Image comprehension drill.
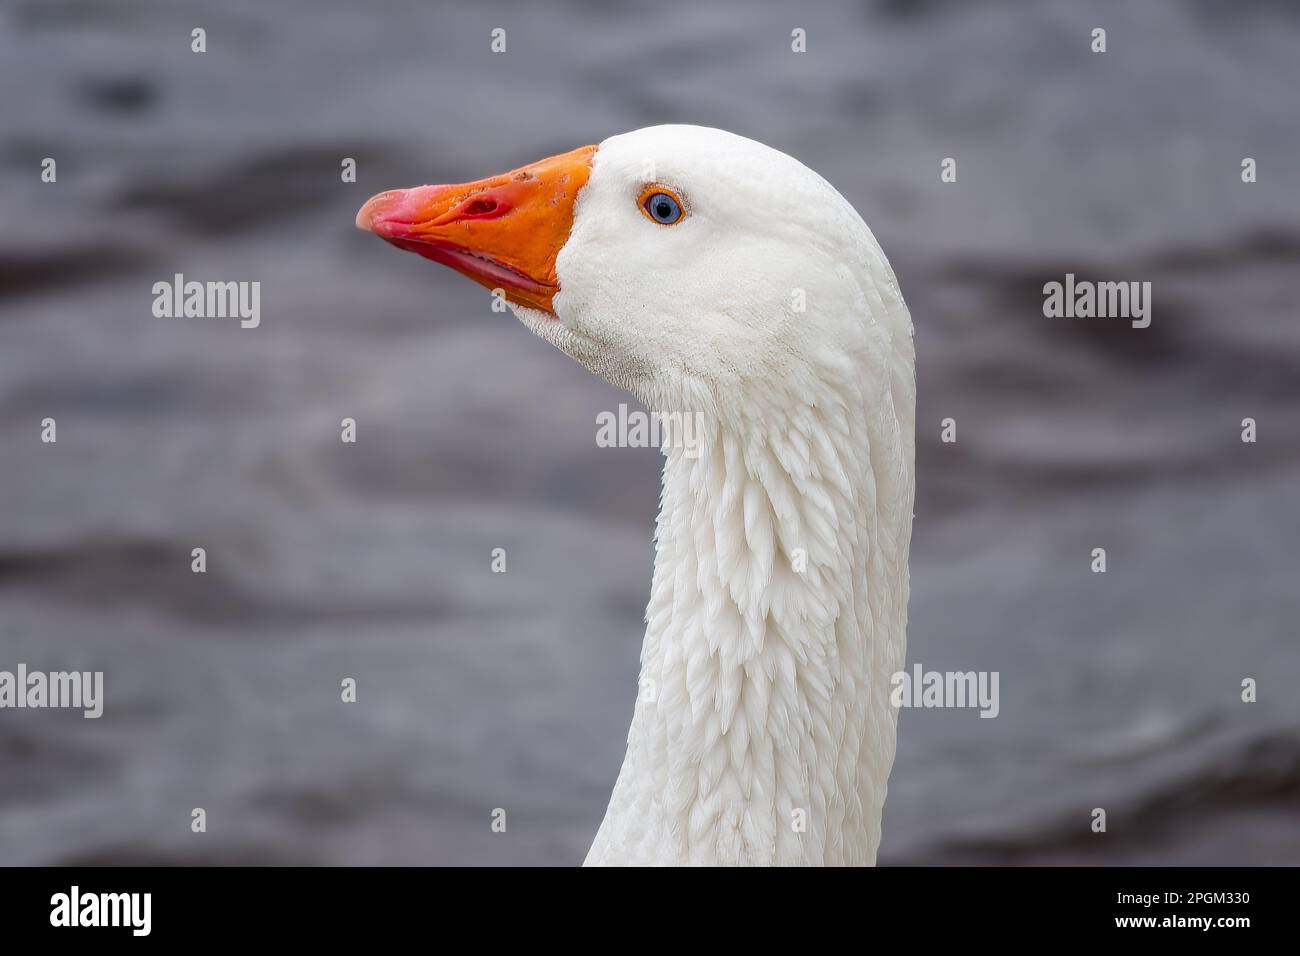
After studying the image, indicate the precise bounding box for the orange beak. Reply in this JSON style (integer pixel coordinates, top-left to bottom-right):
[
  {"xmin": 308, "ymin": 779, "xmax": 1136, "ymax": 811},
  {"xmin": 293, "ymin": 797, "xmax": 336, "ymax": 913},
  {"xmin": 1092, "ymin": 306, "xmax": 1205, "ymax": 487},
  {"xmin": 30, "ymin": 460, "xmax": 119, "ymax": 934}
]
[{"xmin": 356, "ymin": 144, "xmax": 596, "ymax": 314}]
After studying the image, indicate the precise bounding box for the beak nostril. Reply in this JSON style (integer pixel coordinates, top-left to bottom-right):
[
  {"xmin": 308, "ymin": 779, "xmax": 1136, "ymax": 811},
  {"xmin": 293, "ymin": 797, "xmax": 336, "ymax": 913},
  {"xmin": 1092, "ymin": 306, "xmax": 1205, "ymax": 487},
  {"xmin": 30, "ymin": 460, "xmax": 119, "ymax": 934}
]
[{"xmin": 462, "ymin": 196, "xmax": 500, "ymax": 217}]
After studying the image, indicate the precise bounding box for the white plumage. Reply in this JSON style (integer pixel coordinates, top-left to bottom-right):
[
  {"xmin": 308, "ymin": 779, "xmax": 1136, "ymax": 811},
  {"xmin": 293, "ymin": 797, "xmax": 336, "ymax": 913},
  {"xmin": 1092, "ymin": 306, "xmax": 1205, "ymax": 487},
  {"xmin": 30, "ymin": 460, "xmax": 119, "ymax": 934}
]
[
  {"xmin": 361, "ymin": 124, "xmax": 915, "ymax": 866},
  {"xmin": 534, "ymin": 127, "xmax": 915, "ymax": 865}
]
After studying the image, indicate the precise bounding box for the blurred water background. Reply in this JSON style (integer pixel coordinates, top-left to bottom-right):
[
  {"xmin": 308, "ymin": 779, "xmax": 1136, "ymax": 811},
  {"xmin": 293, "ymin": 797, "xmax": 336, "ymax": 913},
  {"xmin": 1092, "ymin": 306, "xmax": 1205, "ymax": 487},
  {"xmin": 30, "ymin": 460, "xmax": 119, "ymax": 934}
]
[{"xmin": 2, "ymin": 0, "xmax": 1298, "ymax": 865}]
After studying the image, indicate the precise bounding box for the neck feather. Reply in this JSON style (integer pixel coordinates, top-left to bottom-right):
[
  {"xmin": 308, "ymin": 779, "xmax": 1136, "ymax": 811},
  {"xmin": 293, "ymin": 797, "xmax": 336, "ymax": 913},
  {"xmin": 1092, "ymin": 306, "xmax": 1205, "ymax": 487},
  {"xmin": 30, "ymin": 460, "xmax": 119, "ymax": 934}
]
[{"xmin": 586, "ymin": 369, "xmax": 914, "ymax": 866}]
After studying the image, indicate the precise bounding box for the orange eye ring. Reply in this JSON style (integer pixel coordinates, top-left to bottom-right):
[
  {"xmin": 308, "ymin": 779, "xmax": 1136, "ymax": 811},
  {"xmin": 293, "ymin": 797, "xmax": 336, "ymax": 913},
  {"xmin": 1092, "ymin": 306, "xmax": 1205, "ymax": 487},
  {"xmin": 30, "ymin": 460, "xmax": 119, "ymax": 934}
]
[{"xmin": 638, "ymin": 185, "xmax": 686, "ymax": 225}]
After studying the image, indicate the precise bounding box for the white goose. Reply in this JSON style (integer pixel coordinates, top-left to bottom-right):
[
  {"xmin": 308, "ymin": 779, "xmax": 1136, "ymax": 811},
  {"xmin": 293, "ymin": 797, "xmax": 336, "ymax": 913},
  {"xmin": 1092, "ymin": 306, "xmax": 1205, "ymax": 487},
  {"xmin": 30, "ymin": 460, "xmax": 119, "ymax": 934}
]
[{"xmin": 358, "ymin": 125, "xmax": 915, "ymax": 866}]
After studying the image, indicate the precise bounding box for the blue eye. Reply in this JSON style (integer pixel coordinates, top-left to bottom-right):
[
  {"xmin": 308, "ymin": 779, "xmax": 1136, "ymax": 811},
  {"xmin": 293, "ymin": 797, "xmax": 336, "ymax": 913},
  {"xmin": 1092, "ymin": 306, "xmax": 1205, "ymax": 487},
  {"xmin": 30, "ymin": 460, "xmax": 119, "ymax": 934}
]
[{"xmin": 643, "ymin": 191, "xmax": 683, "ymax": 225}]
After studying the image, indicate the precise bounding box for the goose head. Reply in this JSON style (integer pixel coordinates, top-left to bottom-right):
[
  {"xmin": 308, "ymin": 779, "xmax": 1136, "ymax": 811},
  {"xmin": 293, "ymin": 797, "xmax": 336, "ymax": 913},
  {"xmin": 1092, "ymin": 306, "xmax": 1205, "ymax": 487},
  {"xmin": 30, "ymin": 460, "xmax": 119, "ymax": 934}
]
[
  {"xmin": 357, "ymin": 125, "xmax": 915, "ymax": 866},
  {"xmin": 357, "ymin": 124, "xmax": 909, "ymax": 423}
]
